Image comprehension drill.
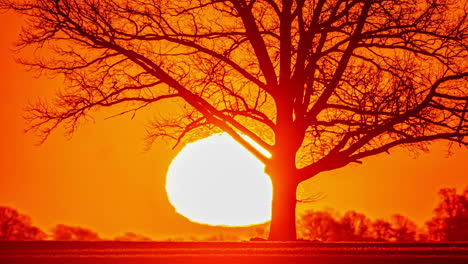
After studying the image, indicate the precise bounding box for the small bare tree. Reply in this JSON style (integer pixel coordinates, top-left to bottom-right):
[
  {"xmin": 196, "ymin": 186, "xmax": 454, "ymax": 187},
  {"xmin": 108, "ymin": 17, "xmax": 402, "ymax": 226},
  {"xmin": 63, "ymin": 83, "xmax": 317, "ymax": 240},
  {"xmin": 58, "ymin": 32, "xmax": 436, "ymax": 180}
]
[{"xmin": 2, "ymin": 0, "xmax": 468, "ymax": 240}]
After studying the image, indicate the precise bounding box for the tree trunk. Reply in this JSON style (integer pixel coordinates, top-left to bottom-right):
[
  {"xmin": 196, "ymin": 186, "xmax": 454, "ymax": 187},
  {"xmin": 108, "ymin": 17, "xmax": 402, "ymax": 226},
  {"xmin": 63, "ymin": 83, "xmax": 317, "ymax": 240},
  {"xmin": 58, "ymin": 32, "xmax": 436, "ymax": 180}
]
[
  {"xmin": 267, "ymin": 101, "xmax": 300, "ymax": 241},
  {"xmin": 268, "ymin": 178, "xmax": 298, "ymax": 241}
]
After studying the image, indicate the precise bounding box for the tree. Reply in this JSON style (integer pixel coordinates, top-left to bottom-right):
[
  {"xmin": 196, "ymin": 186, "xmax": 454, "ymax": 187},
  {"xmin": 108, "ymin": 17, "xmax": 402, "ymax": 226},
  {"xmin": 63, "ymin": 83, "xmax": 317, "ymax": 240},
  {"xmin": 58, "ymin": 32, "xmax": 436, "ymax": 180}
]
[
  {"xmin": 426, "ymin": 186, "xmax": 468, "ymax": 241},
  {"xmin": 114, "ymin": 232, "xmax": 152, "ymax": 241},
  {"xmin": 298, "ymin": 210, "xmax": 340, "ymax": 241},
  {"xmin": 0, "ymin": 207, "xmax": 47, "ymax": 240},
  {"xmin": 370, "ymin": 219, "xmax": 394, "ymax": 241},
  {"xmin": 338, "ymin": 210, "xmax": 371, "ymax": 241},
  {"xmin": 51, "ymin": 224, "xmax": 101, "ymax": 241},
  {"xmin": 2, "ymin": 0, "xmax": 468, "ymax": 240},
  {"xmin": 389, "ymin": 214, "xmax": 417, "ymax": 241},
  {"xmin": 369, "ymin": 215, "xmax": 418, "ymax": 242},
  {"xmin": 299, "ymin": 210, "xmax": 372, "ymax": 241},
  {"xmin": 299, "ymin": 209, "xmax": 423, "ymax": 241}
]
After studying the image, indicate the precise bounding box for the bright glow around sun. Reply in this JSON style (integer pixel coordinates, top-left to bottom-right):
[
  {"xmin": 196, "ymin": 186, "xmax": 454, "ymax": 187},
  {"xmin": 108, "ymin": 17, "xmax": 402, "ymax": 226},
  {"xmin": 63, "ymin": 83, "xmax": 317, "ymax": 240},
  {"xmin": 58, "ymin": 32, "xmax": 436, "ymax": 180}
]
[{"xmin": 166, "ymin": 133, "xmax": 272, "ymax": 226}]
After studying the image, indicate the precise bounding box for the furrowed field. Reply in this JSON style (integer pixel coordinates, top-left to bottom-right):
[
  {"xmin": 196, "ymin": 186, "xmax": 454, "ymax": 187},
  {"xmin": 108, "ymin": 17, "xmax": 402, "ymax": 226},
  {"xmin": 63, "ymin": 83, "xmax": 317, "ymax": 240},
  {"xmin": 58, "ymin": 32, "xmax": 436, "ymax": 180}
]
[{"xmin": 1, "ymin": 241, "xmax": 467, "ymax": 264}]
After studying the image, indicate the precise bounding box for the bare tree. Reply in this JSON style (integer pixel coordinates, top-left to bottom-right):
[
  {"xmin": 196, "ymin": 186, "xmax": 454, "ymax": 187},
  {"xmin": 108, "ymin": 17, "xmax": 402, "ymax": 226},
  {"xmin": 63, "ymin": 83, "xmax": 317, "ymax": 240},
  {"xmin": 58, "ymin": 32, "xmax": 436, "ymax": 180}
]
[{"xmin": 2, "ymin": 0, "xmax": 468, "ymax": 240}]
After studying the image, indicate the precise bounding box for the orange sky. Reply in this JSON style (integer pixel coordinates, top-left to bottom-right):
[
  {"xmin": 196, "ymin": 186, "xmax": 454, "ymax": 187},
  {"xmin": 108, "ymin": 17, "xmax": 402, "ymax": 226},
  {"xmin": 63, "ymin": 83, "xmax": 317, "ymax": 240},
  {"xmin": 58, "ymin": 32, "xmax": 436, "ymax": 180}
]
[{"xmin": 1, "ymin": 11, "xmax": 467, "ymax": 240}]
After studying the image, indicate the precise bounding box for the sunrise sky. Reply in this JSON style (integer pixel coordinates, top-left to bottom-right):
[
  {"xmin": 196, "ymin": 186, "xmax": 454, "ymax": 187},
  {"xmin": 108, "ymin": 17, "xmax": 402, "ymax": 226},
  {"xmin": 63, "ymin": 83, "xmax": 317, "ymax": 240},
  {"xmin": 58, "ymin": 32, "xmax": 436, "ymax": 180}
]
[{"xmin": 1, "ymin": 10, "xmax": 467, "ymax": 240}]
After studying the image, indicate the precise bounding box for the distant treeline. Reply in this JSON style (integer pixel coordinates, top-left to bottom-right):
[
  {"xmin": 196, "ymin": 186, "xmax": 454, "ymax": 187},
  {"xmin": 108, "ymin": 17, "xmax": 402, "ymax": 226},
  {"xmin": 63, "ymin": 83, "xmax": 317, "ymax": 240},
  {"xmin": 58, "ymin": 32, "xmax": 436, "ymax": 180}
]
[
  {"xmin": 1, "ymin": 186, "xmax": 466, "ymax": 241},
  {"xmin": 0, "ymin": 208, "xmax": 151, "ymax": 241}
]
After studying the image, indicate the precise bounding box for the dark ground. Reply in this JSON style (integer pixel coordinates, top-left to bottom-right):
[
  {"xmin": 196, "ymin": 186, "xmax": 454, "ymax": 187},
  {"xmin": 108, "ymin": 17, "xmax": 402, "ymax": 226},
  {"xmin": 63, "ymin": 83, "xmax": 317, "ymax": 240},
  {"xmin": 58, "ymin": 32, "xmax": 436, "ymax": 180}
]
[{"xmin": 1, "ymin": 241, "xmax": 467, "ymax": 264}]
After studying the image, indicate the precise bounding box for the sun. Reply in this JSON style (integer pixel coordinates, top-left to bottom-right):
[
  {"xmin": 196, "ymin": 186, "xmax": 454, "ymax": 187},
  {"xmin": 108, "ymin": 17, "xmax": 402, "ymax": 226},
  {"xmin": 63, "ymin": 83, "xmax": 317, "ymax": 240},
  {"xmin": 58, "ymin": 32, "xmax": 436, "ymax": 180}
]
[{"xmin": 166, "ymin": 133, "xmax": 272, "ymax": 226}]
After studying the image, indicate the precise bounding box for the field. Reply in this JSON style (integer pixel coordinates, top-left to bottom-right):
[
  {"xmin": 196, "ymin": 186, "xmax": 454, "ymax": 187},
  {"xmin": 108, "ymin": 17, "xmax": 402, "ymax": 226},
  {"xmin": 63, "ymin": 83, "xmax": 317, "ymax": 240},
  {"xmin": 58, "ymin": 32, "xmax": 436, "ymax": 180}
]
[{"xmin": 1, "ymin": 241, "xmax": 467, "ymax": 264}]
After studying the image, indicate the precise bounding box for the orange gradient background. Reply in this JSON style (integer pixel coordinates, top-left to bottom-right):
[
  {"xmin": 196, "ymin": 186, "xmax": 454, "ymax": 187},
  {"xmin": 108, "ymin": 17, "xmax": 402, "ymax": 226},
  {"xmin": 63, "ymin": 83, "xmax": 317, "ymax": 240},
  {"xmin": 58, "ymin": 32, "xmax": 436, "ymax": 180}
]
[{"xmin": 0, "ymin": 11, "xmax": 467, "ymax": 240}]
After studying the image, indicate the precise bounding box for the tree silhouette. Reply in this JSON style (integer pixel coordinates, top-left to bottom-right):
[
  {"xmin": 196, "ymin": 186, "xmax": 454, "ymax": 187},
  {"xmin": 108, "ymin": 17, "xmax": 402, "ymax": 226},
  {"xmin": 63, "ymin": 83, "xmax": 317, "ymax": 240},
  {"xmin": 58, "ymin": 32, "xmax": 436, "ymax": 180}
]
[
  {"xmin": 299, "ymin": 210, "xmax": 375, "ymax": 241},
  {"xmin": 51, "ymin": 224, "xmax": 101, "ymax": 241},
  {"xmin": 298, "ymin": 210, "xmax": 340, "ymax": 241},
  {"xmin": 390, "ymin": 214, "xmax": 417, "ymax": 242},
  {"xmin": 2, "ymin": 0, "xmax": 468, "ymax": 240},
  {"xmin": 114, "ymin": 232, "xmax": 152, "ymax": 241},
  {"xmin": 299, "ymin": 210, "xmax": 421, "ymax": 241},
  {"xmin": 0, "ymin": 207, "xmax": 46, "ymax": 240},
  {"xmin": 370, "ymin": 219, "xmax": 394, "ymax": 241},
  {"xmin": 426, "ymin": 186, "xmax": 468, "ymax": 241},
  {"xmin": 338, "ymin": 210, "xmax": 371, "ymax": 241}
]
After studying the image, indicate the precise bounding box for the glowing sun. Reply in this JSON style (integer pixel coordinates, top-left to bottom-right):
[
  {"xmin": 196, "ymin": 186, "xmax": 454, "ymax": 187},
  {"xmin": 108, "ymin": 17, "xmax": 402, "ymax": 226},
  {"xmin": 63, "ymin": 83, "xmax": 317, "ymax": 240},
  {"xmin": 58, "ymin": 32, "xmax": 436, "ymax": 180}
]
[{"xmin": 166, "ymin": 133, "xmax": 272, "ymax": 226}]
